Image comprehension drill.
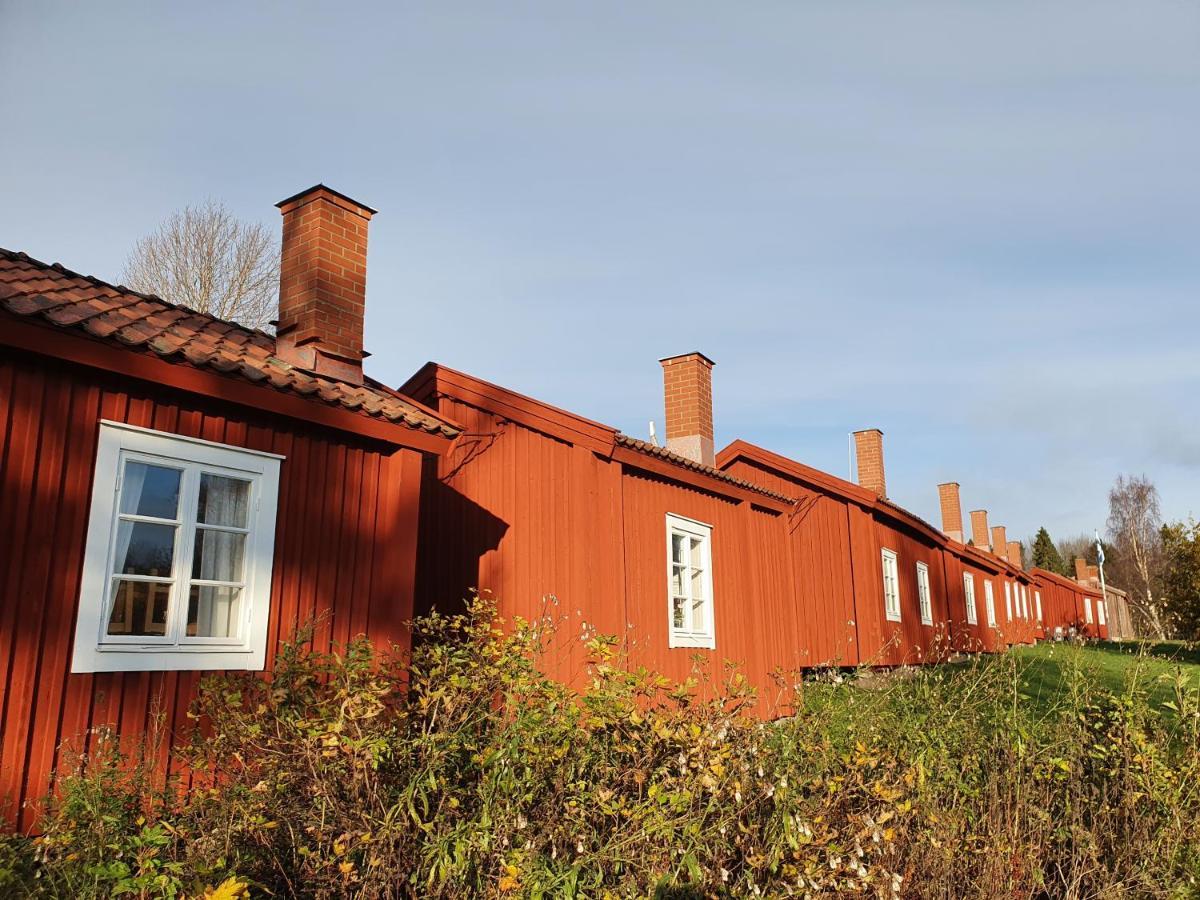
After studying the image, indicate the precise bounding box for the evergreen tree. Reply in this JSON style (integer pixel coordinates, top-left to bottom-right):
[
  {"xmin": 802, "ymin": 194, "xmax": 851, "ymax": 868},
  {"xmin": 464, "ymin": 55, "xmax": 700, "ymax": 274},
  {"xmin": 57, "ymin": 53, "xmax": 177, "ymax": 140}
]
[{"xmin": 1031, "ymin": 527, "xmax": 1066, "ymax": 574}]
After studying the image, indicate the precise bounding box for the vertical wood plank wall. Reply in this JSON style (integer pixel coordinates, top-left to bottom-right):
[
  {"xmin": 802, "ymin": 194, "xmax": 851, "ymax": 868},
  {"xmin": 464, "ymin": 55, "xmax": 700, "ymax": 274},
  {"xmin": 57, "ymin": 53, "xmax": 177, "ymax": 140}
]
[{"xmin": 0, "ymin": 351, "xmax": 423, "ymax": 830}]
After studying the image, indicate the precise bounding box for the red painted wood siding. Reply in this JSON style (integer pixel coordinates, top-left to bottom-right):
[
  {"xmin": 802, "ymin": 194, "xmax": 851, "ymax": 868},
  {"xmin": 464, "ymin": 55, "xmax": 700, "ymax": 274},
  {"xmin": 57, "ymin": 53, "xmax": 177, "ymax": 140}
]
[
  {"xmin": 721, "ymin": 459, "xmax": 955, "ymax": 667},
  {"xmin": 417, "ymin": 399, "xmax": 813, "ymax": 716},
  {"xmin": 0, "ymin": 351, "xmax": 423, "ymax": 830}
]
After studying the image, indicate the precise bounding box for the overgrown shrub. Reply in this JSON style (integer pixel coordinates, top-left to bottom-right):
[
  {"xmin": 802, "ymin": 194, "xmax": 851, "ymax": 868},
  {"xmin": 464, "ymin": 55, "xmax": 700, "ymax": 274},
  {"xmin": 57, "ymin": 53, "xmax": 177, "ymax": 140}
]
[{"xmin": 4, "ymin": 598, "xmax": 1199, "ymax": 898}]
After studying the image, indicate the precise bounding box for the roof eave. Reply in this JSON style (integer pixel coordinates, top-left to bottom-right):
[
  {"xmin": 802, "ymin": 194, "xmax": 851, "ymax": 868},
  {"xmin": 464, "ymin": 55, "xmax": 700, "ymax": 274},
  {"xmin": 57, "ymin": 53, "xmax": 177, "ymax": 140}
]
[{"xmin": 1, "ymin": 315, "xmax": 454, "ymax": 454}]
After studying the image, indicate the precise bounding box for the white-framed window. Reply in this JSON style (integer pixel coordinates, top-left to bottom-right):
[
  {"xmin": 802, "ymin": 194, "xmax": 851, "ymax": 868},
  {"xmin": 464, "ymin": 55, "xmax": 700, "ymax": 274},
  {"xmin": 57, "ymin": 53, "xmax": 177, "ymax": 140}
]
[
  {"xmin": 1021, "ymin": 585, "xmax": 1029, "ymax": 619},
  {"xmin": 1035, "ymin": 590, "xmax": 1043, "ymax": 622},
  {"xmin": 984, "ymin": 580, "xmax": 997, "ymax": 628},
  {"xmin": 1083, "ymin": 596, "xmax": 1094, "ymax": 625},
  {"xmin": 72, "ymin": 421, "xmax": 282, "ymax": 673},
  {"xmin": 916, "ymin": 561, "xmax": 933, "ymax": 625},
  {"xmin": 666, "ymin": 513, "xmax": 715, "ymax": 649},
  {"xmin": 1004, "ymin": 581, "xmax": 1013, "ymax": 621},
  {"xmin": 963, "ymin": 572, "xmax": 978, "ymax": 625},
  {"xmin": 881, "ymin": 548, "xmax": 901, "ymax": 622},
  {"xmin": 1097, "ymin": 599, "xmax": 1106, "ymax": 626}
]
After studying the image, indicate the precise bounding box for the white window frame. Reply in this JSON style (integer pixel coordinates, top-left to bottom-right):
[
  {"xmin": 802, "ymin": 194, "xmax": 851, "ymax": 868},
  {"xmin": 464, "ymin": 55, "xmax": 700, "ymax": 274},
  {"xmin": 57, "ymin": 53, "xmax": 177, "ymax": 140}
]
[
  {"xmin": 72, "ymin": 421, "xmax": 282, "ymax": 673},
  {"xmin": 1004, "ymin": 581, "xmax": 1013, "ymax": 621},
  {"xmin": 1097, "ymin": 598, "xmax": 1106, "ymax": 626},
  {"xmin": 984, "ymin": 580, "xmax": 997, "ymax": 628},
  {"xmin": 666, "ymin": 513, "xmax": 716, "ymax": 649},
  {"xmin": 1021, "ymin": 585, "xmax": 1029, "ymax": 619},
  {"xmin": 1083, "ymin": 595, "xmax": 1094, "ymax": 625},
  {"xmin": 1035, "ymin": 590, "xmax": 1043, "ymax": 622},
  {"xmin": 963, "ymin": 572, "xmax": 978, "ymax": 626},
  {"xmin": 881, "ymin": 548, "xmax": 901, "ymax": 623},
  {"xmin": 916, "ymin": 561, "xmax": 933, "ymax": 626}
]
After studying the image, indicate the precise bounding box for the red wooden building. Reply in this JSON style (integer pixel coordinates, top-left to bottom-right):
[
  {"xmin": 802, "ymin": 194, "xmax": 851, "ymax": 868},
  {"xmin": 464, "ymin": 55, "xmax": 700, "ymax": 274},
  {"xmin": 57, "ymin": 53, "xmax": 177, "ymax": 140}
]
[
  {"xmin": 0, "ymin": 186, "xmax": 460, "ymax": 830},
  {"xmin": 404, "ymin": 352, "xmax": 1049, "ymax": 705},
  {"xmin": 1032, "ymin": 568, "xmax": 1107, "ymax": 640},
  {"xmin": 2, "ymin": 182, "xmax": 1101, "ymax": 830}
]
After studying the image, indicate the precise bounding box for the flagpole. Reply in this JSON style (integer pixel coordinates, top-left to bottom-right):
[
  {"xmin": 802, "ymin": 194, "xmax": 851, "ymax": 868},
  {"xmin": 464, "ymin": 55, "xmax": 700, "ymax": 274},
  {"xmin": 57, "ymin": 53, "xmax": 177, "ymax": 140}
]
[{"xmin": 1095, "ymin": 529, "xmax": 1108, "ymax": 635}]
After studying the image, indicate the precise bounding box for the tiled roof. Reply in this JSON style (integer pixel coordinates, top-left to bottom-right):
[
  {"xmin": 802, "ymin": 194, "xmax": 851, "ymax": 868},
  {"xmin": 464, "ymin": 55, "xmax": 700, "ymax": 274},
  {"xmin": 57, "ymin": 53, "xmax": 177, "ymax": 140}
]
[
  {"xmin": 615, "ymin": 434, "xmax": 796, "ymax": 504},
  {"xmin": 0, "ymin": 248, "xmax": 459, "ymax": 438}
]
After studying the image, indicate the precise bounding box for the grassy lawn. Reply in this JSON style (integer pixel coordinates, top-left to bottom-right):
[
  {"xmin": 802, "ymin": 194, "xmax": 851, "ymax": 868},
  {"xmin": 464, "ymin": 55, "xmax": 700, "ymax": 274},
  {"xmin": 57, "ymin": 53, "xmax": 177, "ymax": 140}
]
[{"xmin": 1008, "ymin": 639, "xmax": 1200, "ymax": 719}]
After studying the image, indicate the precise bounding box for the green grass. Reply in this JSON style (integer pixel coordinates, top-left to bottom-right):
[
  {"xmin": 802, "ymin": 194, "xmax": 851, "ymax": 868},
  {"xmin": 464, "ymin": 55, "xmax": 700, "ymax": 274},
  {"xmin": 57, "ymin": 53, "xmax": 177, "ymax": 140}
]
[{"xmin": 1008, "ymin": 639, "xmax": 1200, "ymax": 719}]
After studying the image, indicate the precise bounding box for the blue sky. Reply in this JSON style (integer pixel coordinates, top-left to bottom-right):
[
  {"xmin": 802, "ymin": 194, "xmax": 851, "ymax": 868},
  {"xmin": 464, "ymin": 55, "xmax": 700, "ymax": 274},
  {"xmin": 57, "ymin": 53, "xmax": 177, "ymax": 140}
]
[{"xmin": 2, "ymin": 1, "xmax": 1197, "ymax": 543}]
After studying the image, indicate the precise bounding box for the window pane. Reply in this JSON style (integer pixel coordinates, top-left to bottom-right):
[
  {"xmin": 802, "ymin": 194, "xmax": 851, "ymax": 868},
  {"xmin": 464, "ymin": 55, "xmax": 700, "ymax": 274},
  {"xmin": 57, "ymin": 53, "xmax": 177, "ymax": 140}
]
[
  {"xmin": 690, "ymin": 567, "xmax": 705, "ymax": 602},
  {"xmin": 119, "ymin": 462, "xmax": 181, "ymax": 519},
  {"xmin": 197, "ymin": 474, "xmax": 251, "ymax": 528},
  {"xmin": 192, "ymin": 528, "xmax": 246, "ymax": 582},
  {"xmin": 689, "ymin": 537, "xmax": 703, "ymax": 565},
  {"xmin": 691, "ymin": 596, "xmax": 705, "ymax": 631},
  {"xmin": 188, "ymin": 585, "xmax": 243, "ymax": 638},
  {"xmin": 114, "ymin": 521, "xmax": 177, "ymax": 576},
  {"xmin": 672, "ymin": 596, "xmax": 686, "ymax": 629},
  {"xmin": 671, "ymin": 532, "xmax": 686, "ymax": 564},
  {"xmin": 107, "ymin": 579, "xmax": 171, "ymax": 636}
]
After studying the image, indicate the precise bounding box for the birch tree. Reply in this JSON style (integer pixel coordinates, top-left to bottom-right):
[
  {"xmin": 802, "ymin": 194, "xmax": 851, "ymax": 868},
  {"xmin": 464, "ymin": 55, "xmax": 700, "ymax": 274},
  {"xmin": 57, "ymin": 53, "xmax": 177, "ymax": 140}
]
[
  {"xmin": 122, "ymin": 200, "xmax": 279, "ymax": 330},
  {"xmin": 1106, "ymin": 474, "xmax": 1167, "ymax": 638}
]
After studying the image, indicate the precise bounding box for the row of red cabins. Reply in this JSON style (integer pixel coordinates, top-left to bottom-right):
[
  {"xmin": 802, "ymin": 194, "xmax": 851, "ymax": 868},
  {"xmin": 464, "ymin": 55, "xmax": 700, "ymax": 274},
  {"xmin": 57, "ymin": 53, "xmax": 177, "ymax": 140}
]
[{"xmin": 0, "ymin": 185, "xmax": 1108, "ymax": 830}]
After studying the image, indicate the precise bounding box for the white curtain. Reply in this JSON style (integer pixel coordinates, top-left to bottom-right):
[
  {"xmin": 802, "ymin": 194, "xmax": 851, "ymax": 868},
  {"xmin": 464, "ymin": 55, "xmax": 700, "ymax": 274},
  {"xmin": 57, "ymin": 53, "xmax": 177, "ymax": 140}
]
[
  {"xmin": 193, "ymin": 476, "xmax": 246, "ymax": 637},
  {"xmin": 113, "ymin": 460, "xmax": 148, "ymax": 575}
]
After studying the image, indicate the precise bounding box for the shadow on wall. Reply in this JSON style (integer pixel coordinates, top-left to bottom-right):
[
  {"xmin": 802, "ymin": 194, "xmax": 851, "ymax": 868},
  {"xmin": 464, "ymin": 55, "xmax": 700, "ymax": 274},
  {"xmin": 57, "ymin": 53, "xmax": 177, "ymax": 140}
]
[{"xmin": 413, "ymin": 453, "xmax": 509, "ymax": 621}]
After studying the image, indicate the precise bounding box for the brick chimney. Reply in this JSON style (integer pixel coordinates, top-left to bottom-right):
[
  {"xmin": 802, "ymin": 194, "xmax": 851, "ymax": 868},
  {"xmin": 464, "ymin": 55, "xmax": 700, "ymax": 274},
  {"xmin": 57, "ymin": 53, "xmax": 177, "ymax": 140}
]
[
  {"xmin": 660, "ymin": 353, "xmax": 715, "ymax": 466},
  {"xmin": 991, "ymin": 525, "xmax": 1007, "ymax": 561},
  {"xmin": 937, "ymin": 482, "xmax": 964, "ymax": 542},
  {"xmin": 969, "ymin": 509, "xmax": 990, "ymax": 550},
  {"xmin": 274, "ymin": 184, "xmax": 377, "ymax": 384},
  {"xmin": 1006, "ymin": 540, "xmax": 1023, "ymax": 568},
  {"xmin": 1075, "ymin": 557, "xmax": 1088, "ymax": 580},
  {"xmin": 853, "ymin": 429, "xmax": 886, "ymax": 497}
]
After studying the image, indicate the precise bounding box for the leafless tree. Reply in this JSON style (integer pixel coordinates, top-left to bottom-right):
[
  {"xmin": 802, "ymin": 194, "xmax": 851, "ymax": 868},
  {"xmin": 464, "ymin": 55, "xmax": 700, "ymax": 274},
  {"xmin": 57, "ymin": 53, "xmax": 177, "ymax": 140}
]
[
  {"xmin": 121, "ymin": 200, "xmax": 279, "ymax": 330},
  {"xmin": 1106, "ymin": 474, "xmax": 1167, "ymax": 638}
]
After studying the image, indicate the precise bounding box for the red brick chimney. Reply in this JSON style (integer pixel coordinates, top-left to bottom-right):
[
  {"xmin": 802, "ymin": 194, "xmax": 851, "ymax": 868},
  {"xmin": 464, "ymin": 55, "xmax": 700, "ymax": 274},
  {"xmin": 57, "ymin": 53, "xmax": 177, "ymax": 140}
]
[
  {"xmin": 1075, "ymin": 557, "xmax": 1088, "ymax": 580},
  {"xmin": 991, "ymin": 525, "xmax": 1007, "ymax": 561},
  {"xmin": 274, "ymin": 184, "xmax": 377, "ymax": 384},
  {"xmin": 969, "ymin": 509, "xmax": 990, "ymax": 550},
  {"xmin": 937, "ymin": 482, "xmax": 964, "ymax": 542},
  {"xmin": 660, "ymin": 353, "xmax": 715, "ymax": 466},
  {"xmin": 853, "ymin": 429, "xmax": 886, "ymax": 497},
  {"xmin": 1006, "ymin": 540, "xmax": 1023, "ymax": 568}
]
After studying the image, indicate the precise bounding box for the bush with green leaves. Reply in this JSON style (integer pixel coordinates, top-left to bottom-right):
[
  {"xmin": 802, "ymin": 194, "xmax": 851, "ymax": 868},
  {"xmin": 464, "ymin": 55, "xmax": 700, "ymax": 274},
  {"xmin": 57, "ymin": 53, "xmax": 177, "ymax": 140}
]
[{"xmin": 3, "ymin": 598, "xmax": 1198, "ymax": 898}]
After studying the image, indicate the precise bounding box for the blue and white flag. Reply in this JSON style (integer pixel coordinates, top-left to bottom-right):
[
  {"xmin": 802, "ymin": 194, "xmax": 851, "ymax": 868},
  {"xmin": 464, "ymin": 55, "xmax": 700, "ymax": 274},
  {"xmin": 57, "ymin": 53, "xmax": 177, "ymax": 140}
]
[{"xmin": 1094, "ymin": 530, "xmax": 1105, "ymax": 565}]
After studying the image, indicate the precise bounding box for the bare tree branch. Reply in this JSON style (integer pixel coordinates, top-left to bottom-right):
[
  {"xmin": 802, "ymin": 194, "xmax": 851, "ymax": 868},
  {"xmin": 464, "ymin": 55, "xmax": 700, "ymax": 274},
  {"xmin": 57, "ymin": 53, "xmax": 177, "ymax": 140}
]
[{"xmin": 121, "ymin": 200, "xmax": 279, "ymax": 331}]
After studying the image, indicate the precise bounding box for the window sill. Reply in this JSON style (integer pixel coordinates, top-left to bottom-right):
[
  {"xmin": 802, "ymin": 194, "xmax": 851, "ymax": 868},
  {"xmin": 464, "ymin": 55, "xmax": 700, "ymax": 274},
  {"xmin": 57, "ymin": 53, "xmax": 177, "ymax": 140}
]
[
  {"xmin": 71, "ymin": 646, "xmax": 266, "ymax": 673},
  {"xmin": 885, "ymin": 612, "xmax": 902, "ymax": 623},
  {"xmin": 669, "ymin": 634, "xmax": 716, "ymax": 650}
]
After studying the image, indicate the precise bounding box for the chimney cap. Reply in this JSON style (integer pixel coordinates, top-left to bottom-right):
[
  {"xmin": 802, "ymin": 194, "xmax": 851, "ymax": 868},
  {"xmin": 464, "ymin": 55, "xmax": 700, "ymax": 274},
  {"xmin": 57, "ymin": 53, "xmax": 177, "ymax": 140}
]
[
  {"xmin": 275, "ymin": 183, "xmax": 378, "ymax": 215},
  {"xmin": 938, "ymin": 480, "xmax": 960, "ymax": 488},
  {"xmin": 853, "ymin": 427, "xmax": 884, "ymax": 436},
  {"xmin": 659, "ymin": 351, "xmax": 715, "ymax": 367}
]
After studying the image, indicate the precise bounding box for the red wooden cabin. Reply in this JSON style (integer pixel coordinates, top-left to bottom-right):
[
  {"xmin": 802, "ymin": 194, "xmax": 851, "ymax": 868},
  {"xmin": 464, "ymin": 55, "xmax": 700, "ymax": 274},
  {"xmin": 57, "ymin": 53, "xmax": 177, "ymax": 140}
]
[
  {"xmin": 0, "ymin": 186, "xmax": 459, "ymax": 830},
  {"xmin": 1032, "ymin": 568, "xmax": 1106, "ymax": 640},
  {"xmin": 405, "ymin": 353, "xmax": 1028, "ymax": 712}
]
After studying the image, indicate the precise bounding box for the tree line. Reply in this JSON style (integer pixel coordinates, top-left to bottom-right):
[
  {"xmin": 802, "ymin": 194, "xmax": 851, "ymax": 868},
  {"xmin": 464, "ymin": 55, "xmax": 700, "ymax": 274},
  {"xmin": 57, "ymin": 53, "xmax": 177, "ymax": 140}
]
[{"xmin": 1028, "ymin": 475, "xmax": 1200, "ymax": 641}]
